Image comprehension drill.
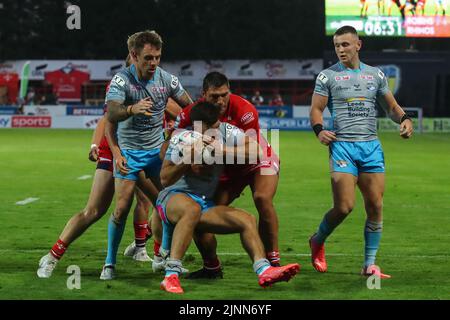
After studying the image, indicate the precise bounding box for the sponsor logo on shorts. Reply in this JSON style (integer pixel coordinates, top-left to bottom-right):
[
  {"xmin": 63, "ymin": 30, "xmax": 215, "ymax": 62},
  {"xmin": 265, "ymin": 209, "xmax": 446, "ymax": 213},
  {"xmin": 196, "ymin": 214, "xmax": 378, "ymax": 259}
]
[
  {"xmin": 12, "ymin": 116, "xmax": 51, "ymax": 128},
  {"xmin": 241, "ymin": 112, "xmax": 255, "ymax": 125},
  {"xmin": 335, "ymin": 160, "xmax": 348, "ymax": 168}
]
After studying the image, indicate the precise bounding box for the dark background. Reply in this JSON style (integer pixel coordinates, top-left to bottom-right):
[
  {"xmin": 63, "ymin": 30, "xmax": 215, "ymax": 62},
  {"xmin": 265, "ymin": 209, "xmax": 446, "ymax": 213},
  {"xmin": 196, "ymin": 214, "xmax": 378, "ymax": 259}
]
[{"xmin": 1, "ymin": 0, "xmax": 450, "ymax": 60}]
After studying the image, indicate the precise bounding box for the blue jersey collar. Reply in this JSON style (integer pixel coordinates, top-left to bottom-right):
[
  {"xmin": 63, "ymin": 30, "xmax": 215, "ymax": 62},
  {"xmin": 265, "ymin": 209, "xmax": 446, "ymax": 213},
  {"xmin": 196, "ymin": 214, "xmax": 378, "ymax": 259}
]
[{"xmin": 338, "ymin": 61, "xmax": 365, "ymax": 73}]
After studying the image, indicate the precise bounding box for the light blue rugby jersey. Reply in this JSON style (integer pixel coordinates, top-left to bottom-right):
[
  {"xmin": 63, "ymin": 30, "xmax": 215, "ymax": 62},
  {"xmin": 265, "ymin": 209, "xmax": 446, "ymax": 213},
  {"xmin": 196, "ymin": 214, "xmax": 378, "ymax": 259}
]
[
  {"xmin": 106, "ymin": 64, "xmax": 186, "ymax": 150},
  {"xmin": 161, "ymin": 123, "xmax": 246, "ymax": 201},
  {"xmin": 314, "ymin": 62, "xmax": 390, "ymax": 141}
]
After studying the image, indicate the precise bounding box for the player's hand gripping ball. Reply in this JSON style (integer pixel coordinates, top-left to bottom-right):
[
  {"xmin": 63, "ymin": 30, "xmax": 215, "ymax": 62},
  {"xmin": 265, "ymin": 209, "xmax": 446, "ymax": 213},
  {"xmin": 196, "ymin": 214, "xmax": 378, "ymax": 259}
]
[{"xmin": 170, "ymin": 130, "xmax": 205, "ymax": 164}]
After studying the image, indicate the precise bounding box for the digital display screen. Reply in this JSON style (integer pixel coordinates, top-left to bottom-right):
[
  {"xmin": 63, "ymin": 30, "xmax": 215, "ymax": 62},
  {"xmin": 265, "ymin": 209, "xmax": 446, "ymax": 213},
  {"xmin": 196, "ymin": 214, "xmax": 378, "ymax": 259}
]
[{"xmin": 326, "ymin": 0, "xmax": 450, "ymax": 38}]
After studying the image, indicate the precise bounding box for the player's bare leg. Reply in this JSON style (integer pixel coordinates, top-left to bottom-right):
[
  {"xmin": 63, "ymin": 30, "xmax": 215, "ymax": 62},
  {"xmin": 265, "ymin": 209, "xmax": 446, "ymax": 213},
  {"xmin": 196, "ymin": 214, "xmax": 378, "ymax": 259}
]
[
  {"xmin": 37, "ymin": 169, "xmax": 114, "ymax": 278},
  {"xmin": 358, "ymin": 173, "xmax": 391, "ymax": 278},
  {"xmin": 195, "ymin": 206, "xmax": 300, "ymax": 288},
  {"xmin": 136, "ymin": 173, "xmax": 167, "ymax": 270},
  {"xmin": 60, "ymin": 169, "xmax": 114, "ymax": 245},
  {"xmin": 186, "ymin": 186, "xmax": 236, "ymax": 279},
  {"xmin": 124, "ymin": 172, "xmax": 158, "ymax": 259},
  {"xmin": 100, "ymin": 178, "xmax": 135, "ymax": 280},
  {"xmin": 160, "ymin": 194, "xmax": 202, "ymax": 293},
  {"xmin": 250, "ymin": 169, "xmax": 280, "ymax": 266},
  {"xmin": 310, "ymin": 172, "xmax": 357, "ymax": 273}
]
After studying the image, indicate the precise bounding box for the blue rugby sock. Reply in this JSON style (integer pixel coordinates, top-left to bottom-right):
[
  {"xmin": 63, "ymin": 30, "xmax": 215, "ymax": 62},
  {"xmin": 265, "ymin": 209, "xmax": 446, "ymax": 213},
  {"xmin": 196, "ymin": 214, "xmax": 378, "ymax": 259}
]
[
  {"xmin": 253, "ymin": 258, "xmax": 271, "ymax": 276},
  {"xmin": 165, "ymin": 259, "xmax": 182, "ymax": 277},
  {"xmin": 105, "ymin": 215, "xmax": 126, "ymax": 266},
  {"xmin": 313, "ymin": 215, "xmax": 338, "ymax": 244},
  {"xmin": 364, "ymin": 220, "xmax": 383, "ymax": 267}
]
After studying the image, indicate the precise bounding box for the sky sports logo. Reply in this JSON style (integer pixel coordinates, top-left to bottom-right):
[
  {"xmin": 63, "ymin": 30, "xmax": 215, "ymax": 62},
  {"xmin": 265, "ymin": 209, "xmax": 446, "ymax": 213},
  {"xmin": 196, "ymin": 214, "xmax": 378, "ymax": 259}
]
[
  {"xmin": 12, "ymin": 116, "xmax": 51, "ymax": 128},
  {"xmin": 0, "ymin": 117, "xmax": 11, "ymax": 128}
]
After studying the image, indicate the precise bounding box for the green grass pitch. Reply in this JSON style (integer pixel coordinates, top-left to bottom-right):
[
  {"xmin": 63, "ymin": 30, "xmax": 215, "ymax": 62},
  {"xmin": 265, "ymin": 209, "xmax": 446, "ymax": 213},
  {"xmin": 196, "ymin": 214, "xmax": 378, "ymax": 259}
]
[{"xmin": 0, "ymin": 129, "xmax": 449, "ymax": 299}]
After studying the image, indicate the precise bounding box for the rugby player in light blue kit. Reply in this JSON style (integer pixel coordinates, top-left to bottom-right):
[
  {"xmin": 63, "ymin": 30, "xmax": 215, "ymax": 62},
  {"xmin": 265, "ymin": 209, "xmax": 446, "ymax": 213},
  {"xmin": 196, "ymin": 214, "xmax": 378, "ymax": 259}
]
[
  {"xmin": 309, "ymin": 26, "xmax": 413, "ymax": 279},
  {"xmin": 156, "ymin": 101, "xmax": 300, "ymax": 294},
  {"xmin": 100, "ymin": 30, "xmax": 193, "ymax": 280}
]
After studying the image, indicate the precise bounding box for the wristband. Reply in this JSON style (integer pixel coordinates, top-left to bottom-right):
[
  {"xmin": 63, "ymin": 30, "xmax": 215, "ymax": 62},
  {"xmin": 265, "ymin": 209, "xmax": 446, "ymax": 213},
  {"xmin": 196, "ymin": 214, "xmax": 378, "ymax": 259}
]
[
  {"xmin": 90, "ymin": 144, "xmax": 97, "ymax": 150},
  {"xmin": 127, "ymin": 105, "xmax": 133, "ymax": 116},
  {"xmin": 312, "ymin": 124, "xmax": 324, "ymax": 136},
  {"xmin": 400, "ymin": 114, "xmax": 410, "ymax": 123}
]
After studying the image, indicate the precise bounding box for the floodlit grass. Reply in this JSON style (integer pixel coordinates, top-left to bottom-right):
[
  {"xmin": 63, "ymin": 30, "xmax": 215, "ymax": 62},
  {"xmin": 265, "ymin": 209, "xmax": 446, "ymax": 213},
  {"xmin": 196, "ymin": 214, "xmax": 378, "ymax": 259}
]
[{"xmin": 0, "ymin": 129, "xmax": 449, "ymax": 299}]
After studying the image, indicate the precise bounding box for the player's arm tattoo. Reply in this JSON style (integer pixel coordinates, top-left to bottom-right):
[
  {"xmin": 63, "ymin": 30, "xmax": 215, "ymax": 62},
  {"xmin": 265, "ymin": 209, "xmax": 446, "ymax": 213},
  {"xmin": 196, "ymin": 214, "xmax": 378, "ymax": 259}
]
[
  {"xmin": 173, "ymin": 92, "xmax": 193, "ymax": 108},
  {"xmin": 107, "ymin": 100, "xmax": 130, "ymax": 122}
]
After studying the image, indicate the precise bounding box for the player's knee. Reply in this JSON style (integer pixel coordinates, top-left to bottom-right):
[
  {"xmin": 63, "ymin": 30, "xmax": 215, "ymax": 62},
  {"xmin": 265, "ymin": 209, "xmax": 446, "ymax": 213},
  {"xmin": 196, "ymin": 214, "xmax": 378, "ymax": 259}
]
[
  {"xmin": 82, "ymin": 207, "xmax": 104, "ymax": 222},
  {"xmin": 114, "ymin": 206, "xmax": 130, "ymax": 221},
  {"xmin": 366, "ymin": 200, "xmax": 383, "ymax": 215},
  {"xmin": 334, "ymin": 202, "xmax": 354, "ymax": 215},
  {"xmin": 240, "ymin": 212, "xmax": 257, "ymax": 231},
  {"xmin": 181, "ymin": 205, "xmax": 202, "ymax": 223},
  {"xmin": 252, "ymin": 191, "xmax": 274, "ymax": 208}
]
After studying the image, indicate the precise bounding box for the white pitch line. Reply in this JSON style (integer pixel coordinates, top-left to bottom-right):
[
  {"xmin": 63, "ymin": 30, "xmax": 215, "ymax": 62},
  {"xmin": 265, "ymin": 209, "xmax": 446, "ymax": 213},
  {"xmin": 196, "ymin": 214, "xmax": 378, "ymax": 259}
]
[
  {"xmin": 0, "ymin": 249, "xmax": 449, "ymax": 259},
  {"xmin": 15, "ymin": 197, "xmax": 40, "ymax": 205},
  {"xmin": 77, "ymin": 175, "xmax": 92, "ymax": 180}
]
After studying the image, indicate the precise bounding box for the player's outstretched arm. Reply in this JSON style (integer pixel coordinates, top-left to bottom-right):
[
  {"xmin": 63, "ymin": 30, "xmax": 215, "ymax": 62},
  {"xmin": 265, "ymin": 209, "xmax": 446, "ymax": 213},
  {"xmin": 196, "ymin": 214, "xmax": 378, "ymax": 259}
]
[
  {"xmin": 310, "ymin": 93, "xmax": 336, "ymax": 145},
  {"xmin": 377, "ymin": 91, "xmax": 413, "ymax": 139},
  {"xmin": 88, "ymin": 115, "xmax": 106, "ymax": 162}
]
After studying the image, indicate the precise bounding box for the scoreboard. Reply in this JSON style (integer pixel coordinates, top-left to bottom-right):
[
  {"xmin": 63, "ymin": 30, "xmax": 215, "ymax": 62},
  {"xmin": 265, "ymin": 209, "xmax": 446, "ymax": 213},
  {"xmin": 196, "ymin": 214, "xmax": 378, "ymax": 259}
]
[{"xmin": 326, "ymin": 0, "xmax": 450, "ymax": 38}]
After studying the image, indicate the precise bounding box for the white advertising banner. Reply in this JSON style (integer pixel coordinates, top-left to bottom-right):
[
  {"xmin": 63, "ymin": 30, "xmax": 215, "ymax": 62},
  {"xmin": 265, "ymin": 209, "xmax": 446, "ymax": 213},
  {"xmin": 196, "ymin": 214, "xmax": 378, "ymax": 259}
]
[
  {"xmin": 293, "ymin": 105, "xmax": 331, "ymax": 118},
  {"xmin": 1, "ymin": 59, "xmax": 323, "ymax": 83},
  {"xmin": 23, "ymin": 105, "xmax": 67, "ymax": 116}
]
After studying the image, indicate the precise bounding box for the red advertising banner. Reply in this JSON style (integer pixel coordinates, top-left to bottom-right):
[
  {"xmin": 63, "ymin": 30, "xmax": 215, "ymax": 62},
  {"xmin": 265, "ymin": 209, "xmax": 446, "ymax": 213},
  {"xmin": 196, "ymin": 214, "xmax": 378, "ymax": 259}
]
[{"xmin": 12, "ymin": 116, "xmax": 52, "ymax": 128}]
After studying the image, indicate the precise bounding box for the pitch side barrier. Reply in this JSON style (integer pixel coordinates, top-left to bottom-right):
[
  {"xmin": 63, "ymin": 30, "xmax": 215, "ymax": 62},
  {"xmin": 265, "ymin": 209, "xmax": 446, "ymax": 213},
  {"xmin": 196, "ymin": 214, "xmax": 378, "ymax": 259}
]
[{"xmin": 1, "ymin": 105, "xmax": 449, "ymax": 132}]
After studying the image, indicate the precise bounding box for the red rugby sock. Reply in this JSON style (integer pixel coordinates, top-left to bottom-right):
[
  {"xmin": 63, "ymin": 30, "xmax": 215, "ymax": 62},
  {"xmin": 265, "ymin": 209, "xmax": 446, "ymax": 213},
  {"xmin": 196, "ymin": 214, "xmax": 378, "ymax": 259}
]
[{"xmin": 50, "ymin": 239, "xmax": 68, "ymax": 260}]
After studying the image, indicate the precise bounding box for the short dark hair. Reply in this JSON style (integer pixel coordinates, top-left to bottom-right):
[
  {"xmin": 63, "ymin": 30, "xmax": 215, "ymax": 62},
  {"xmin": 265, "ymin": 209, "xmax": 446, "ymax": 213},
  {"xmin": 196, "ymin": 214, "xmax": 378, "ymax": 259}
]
[
  {"xmin": 202, "ymin": 71, "xmax": 229, "ymax": 92},
  {"xmin": 334, "ymin": 25, "xmax": 358, "ymax": 37},
  {"xmin": 190, "ymin": 101, "xmax": 221, "ymax": 126},
  {"xmin": 127, "ymin": 30, "xmax": 163, "ymax": 54}
]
